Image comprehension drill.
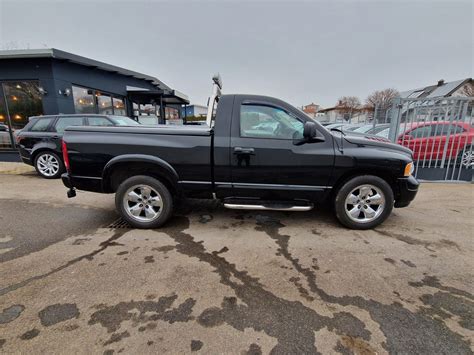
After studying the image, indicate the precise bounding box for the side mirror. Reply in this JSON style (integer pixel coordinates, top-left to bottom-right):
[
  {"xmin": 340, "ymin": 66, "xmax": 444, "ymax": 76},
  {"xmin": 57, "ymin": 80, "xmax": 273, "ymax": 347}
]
[
  {"xmin": 295, "ymin": 121, "xmax": 325, "ymax": 145},
  {"xmin": 303, "ymin": 121, "xmax": 317, "ymax": 139}
]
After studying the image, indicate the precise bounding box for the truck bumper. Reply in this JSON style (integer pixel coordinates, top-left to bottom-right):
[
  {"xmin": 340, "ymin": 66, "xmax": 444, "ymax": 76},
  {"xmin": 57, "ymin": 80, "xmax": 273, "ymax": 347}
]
[
  {"xmin": 61, "ymin": 173, "xmax": 72, "ymax": 188},
  {"xmin": 394, "ymin": 175, "xmax": 419, "ymax": 208},
  {"xmin": 62, "ymin": 173, "xmax": 103, "ymax": 194}
]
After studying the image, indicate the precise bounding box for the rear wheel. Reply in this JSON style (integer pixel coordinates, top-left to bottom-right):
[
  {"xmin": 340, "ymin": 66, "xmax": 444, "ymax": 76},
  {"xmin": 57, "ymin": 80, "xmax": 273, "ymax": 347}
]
[
  {"xmin": 335, "ymin": 175, "xmax": 394, "ymax": 229},
  {"xmin": 34, "ymin": 151, "xmax": 64, "ymax": 179},
  {"xmin": 115, "ymin": 175, "xmax": 173, "ymax": 229}
]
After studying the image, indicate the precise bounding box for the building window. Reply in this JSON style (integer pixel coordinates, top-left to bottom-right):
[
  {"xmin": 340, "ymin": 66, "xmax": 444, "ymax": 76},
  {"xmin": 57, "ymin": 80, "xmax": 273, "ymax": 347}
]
[
  {"xmin": 97, "ymin": 93, "xmax": 113, "ymax": 115},
  {"xmin": 133, "ymin": 102, "xmax": 162, "ymax": 124},
  {"xmin": 72, "ymin": 85, "xmax": 126, "ymax": 116},
  {"xmin": 112, "ymin": 97, "xmax": 126, "ymax": 116},
  {"xmin": 2, "ymin": 81, "xmax": 43, "ymax": 130},
  {"xmin": 72, "ymin": 86, "xmax": 95, "ymax": 114},
  {"xmin": 0, "ymin": 81, "xmax": 44, "ymax": 149},
  {"xmin": 165, "ymin": 107, "xmax": 179, "ymax": 120}
]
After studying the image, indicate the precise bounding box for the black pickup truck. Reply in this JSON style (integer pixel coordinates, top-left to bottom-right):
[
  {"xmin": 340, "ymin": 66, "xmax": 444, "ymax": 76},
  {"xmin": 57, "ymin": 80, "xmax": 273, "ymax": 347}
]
[{"xmin": 62, "ymin": 78, "xmax": 418, "ymax": 229}]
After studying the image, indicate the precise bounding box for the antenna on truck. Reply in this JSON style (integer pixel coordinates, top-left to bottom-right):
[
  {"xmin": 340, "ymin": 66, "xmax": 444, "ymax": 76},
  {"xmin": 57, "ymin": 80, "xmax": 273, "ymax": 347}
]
[{"xmin": 206, "ymin": 74, "xmax": 222, "ymax": 127}]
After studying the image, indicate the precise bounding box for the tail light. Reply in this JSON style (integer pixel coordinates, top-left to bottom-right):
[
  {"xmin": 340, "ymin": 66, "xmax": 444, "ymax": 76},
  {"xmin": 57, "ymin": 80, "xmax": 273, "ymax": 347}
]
[{"xmin": 61, "ymin": 139, "xmax": 70, "ymax": 171}]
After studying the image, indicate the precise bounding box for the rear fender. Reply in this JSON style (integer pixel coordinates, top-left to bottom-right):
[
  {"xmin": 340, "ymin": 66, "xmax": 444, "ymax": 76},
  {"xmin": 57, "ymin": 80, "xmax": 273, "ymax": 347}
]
[
  {"xmin": 102, "ymin": 154, "xmax": 179, "ymax": 192},
  {"xmin": 31, "ymin": 143, "xmax": 59, "ymax": 161}
]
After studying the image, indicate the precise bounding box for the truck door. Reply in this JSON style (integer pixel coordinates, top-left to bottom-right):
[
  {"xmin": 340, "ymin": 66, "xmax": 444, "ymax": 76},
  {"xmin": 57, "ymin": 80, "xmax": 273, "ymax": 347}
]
[{"xmin": 229, "ymin": 97, "xmax": 334, "ymax": 201}]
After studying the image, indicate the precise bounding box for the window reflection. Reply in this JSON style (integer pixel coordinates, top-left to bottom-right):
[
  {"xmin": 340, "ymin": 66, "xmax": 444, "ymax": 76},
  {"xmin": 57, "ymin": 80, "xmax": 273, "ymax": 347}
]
[
  {"xmin": 0, "ymin": 81, "xmax": 44, "ymax": 149},
  {"xmin": 133, "ymin": 102, "xmax": 161, "ymax": 124},
  {"xmin": 73, "ymin": 85, "xmax": 126, "ymax": 116},
  {"xmin": 72, "ymin": 86, "xmax": 95, "ymax": 114},
  {"xmin": 3, "ymin": 81, "xmax": 43, "ymax": 130},
  {"xmin": 112, "ymin": 97, "xmax": 126, "ymax": 116},
  {"xmin": 97, "ymin": 93, "xmax": 113, "ymax": 115}
]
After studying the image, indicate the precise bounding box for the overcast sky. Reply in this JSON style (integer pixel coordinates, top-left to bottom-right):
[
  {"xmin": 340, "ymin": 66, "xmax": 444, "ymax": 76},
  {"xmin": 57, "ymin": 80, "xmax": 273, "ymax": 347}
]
[{"xmin": 0, "ymin": 0, "xmax": 472, "ymax": 107}]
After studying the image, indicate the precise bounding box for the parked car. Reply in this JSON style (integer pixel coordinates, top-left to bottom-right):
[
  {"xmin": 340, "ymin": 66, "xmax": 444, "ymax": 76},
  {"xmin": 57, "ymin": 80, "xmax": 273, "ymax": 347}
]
[
  {"xmin": 325, "ymin": 123, "xmax": 352, "ymax": 132},
  {"xmin": 16, "ymin": 114, "xmax": 140, "ymax": 179},
  {"xmin": 0, "ymin": 123, "xmax": 13, "ymax": 148},
  {"xmin": 367, "ymin": 123, "xmax": 391, "ymax": 135},
  {"xmin": 61, "ymin": 78, "xmax": 418, "ymax": 230},
  {"xmin": 352, "ymin": 124, "xmax": 375, "ymax": 134},
  {"xmin": 397, "ymin": 121, "xmax": 473, "ymax": 167}
]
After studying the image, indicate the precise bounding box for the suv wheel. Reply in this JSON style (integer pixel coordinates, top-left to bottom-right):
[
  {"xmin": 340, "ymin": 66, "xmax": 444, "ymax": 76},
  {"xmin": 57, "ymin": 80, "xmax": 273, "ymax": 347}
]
[
  {"xmin": 334, "ymin": 175, "xmax": 394, "ymax": 229},
  {"xmin": 34, "ymin": 151, "xmax": 64, "ymax": 179},
  {"xmin": 115, "ymin": 175, "xmax": 173, "ymax": 229}
]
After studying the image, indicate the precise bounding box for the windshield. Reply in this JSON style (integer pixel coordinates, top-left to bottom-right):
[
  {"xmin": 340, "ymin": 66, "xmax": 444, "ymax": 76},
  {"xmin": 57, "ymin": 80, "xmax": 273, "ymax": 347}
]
[
  {"xmin": 353, "ymin": 125, "xmax": 374, "ymax": 133},
  {"xmin": 110, "ymin": 116, "xmax": 141, "ymax": 126},
  {"xmin": 377, "ymin": 128, "xmax": 390, "ymax": 138}
]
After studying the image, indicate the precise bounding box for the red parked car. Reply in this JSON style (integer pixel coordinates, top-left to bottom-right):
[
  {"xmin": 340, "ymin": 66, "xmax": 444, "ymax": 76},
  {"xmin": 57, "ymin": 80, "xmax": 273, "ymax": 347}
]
[{"xmin": 397, "ymin": 121, "xmax": 473, "ymax": 167}]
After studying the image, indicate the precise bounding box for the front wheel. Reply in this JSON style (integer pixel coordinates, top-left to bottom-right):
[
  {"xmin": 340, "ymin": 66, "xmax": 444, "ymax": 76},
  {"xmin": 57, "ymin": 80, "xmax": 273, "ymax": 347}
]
[
  {"xmin": 458, "ymin": 146, "xmax": 473, "ymax": 168},
  {"xmin": 115, "ymin": 175, "xmax": 173, "ymax": 229},
  {"xmin": 334, "ymin": 175, "xmax": 394, "ymax": 230}
]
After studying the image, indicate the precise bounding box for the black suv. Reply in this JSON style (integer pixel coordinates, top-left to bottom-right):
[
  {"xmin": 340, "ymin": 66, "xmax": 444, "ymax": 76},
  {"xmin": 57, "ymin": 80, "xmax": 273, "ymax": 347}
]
[{"xmin": 17, "ymin": 114, "xmax": 140, "ymax": 178}]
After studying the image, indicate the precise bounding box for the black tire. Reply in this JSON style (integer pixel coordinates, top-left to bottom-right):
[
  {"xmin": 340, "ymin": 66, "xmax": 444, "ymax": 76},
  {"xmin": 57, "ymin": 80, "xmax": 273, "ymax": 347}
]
[
  {"xmin": 334, "ymin": 175, "xmax": 394, "ymax": 230},
  {"xmin": 115, "ymin": 175, "xmax": 173, "ymax": 229},
  {"xmin": 34, "ymin": 151, "xmax": 65, "ymax": 179}
]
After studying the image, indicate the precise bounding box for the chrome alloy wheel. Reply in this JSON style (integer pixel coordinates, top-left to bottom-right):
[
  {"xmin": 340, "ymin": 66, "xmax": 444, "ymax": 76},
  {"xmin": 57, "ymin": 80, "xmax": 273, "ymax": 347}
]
[
  {"xmin": 37, "ymin": 153, "xmax": 60, "ymax": 177},
  {"xmin": 344, "ymin": 184, "xmax": 385, "ymax": 224},
  {"xmin": 122, "ymin": 184, "xmax": 164, "ymax": 222},
  {"xmin": 461, "ymin": 149, "xmax": 474, "ymax": 167}
]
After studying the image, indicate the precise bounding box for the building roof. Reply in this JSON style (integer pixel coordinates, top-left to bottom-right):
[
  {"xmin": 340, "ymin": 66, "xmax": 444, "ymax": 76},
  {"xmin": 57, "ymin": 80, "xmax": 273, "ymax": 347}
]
[
  {"xmin": 399, "ymin": 78, "xmax": 471, "ymax": 99},
  {"xmin": 0, "ymin": 48, "xmax": 172, "ymax": 91}
]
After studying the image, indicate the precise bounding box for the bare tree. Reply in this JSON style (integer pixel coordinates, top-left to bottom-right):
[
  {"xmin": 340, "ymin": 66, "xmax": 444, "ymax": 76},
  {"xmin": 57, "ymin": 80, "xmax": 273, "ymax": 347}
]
[
  {"xmin": 335, "ymin": 96, "xmax": 361, "ymax": 122},
  {"xmin": 365, "ymin": 88, "xmax": 399, "ymax": 111}
]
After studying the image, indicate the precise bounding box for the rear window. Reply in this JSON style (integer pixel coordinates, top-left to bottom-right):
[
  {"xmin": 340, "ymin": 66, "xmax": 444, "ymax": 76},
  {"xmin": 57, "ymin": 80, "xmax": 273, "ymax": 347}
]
[
  {"xmin": 30, "ymin": 118, "xmax": 54, "ymax": 132},
  {"xmin": 109, "ymin": 116, "xmax": 140, "ymax": 126},
  {"xmin": 88, "ymin": 116, "xmax": 114, "ymax": 126}
]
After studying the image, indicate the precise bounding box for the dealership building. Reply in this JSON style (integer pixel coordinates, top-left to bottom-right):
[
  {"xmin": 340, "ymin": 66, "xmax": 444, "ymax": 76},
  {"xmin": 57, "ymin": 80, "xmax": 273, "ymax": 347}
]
[{"xmin": 0, "ymin": 48, "xmax": 189, "ymax": 152}]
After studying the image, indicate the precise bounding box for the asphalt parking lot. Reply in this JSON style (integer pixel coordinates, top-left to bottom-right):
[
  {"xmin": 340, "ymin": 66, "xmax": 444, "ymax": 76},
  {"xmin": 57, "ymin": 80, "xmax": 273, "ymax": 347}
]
[{"xmin": 0, "ymin": 164, "xmax": 473, "ymax": 354}]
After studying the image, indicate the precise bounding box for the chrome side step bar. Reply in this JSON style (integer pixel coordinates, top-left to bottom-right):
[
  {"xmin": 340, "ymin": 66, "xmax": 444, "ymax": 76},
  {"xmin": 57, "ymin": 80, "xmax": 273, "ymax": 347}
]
[{"xmin": 223, "ymin": 203, "xmax": 313, "ymax": 212}]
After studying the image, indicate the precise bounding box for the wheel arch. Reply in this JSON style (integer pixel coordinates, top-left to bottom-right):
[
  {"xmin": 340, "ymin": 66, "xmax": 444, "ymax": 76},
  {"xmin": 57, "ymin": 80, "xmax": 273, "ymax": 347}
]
[
  {"xmin": 330, "ymin": 168, "xmax": 398, "ymax": 202},
  {"xmin": 31, "ymin": 145, "xmax": 61, "ymax": 164},
  {"xmin": 102, "ymin": 154, "xmax": 179, "ymax": 195}
]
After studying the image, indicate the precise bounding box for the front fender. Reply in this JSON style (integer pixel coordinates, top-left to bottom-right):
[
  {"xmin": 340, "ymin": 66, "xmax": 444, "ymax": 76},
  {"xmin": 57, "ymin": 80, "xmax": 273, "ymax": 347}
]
[{"xmin": 102, "ymin": 154, "xmax": 179, "ymax": 192}]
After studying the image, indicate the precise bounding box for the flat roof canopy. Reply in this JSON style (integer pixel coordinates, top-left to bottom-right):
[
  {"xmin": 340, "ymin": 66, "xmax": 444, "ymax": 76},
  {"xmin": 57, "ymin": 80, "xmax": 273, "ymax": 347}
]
[{"xmin": 127, "ymin": 89, "xmax": 190, "ymax": 105}]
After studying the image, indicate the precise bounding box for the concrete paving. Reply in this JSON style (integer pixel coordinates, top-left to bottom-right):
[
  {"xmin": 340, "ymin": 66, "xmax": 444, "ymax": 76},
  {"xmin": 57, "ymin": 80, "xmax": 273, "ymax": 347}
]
[{"xmin": 0, "ymin": 164, "xmax": 473, "ymax": 354}]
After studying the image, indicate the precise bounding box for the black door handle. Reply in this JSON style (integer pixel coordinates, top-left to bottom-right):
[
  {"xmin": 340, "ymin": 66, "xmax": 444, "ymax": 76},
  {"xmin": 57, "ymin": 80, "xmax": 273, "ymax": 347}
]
[{"xmin": 234, "ymin": 147, "xmax": 255, "ymax": 155}]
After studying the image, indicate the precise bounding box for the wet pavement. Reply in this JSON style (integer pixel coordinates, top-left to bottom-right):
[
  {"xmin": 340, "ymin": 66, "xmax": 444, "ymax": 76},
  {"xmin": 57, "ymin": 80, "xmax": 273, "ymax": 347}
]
[{"xmin": 0, "ymin": 167, "xmax": 473, "ymax": 354}]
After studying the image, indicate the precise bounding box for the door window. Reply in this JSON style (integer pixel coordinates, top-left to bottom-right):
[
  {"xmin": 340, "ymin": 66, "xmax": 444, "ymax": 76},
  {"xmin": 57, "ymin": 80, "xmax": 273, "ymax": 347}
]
[
  {"xmin": 54, "ymin": 116, "xmax": 84, "ymax": 133},
  {"xmin": 431, "ymin": 124, "xmax": 465, "ymax": 136},
  {"xmin": 409, "ymin": 125, "xmax": 432, "ymax": 138},
  {"xmin": 31, "ymin": 117, "xmax": 54, "ymax": 132},
  {"xmin": 88, "ymin": 116, "xmax": 114, "ymax": 126},
  {"xmin": 240, "ymin": 104, "xmax": 304, "ymax": 139}
]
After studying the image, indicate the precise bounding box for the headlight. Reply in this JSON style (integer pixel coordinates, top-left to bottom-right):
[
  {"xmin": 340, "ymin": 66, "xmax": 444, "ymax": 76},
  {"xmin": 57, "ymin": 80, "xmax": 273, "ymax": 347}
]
[{"xmin": 404, "ymin": 162, "xmax": 414, "ymax": 176}]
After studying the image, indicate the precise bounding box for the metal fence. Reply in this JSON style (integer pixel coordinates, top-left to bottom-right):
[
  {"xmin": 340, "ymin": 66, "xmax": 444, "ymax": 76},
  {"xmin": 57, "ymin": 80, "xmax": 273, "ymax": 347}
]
[{"xmin": 386, "ymin": 97, "xmax": 473, "ymax": 182}]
